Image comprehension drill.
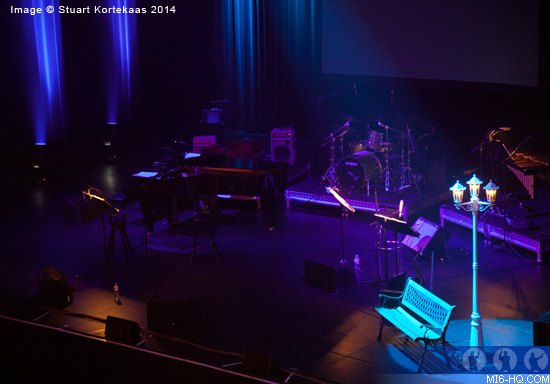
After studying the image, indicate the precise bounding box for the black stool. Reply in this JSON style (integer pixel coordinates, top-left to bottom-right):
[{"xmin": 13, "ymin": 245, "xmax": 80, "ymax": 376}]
[
  {"xmin": 189, "ymin": 212, "xmax": 220, "ymax": 265},
  {"xmin": 105, "ymin": 210, "xmax": 134, "ymax": 265}
]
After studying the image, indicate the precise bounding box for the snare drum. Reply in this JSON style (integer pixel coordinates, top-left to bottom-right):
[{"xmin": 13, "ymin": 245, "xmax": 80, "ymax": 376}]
[
  {"xmin": 349, "ymin": 140, "xmax": 367, "ymax": 154},
  {"xmin": 338, "ymin": 153, "xmax": 382, "ymax": 191}
]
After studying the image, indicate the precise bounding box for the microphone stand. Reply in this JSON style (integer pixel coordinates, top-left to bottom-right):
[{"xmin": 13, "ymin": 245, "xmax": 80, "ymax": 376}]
[
  {"xmin": 321, "ymin": 123, "xmax": 349, "ymax": 188},
  {"xmin": 312, "ymin": 87, "xmax": 357, "ymax": 174},
  {"xmin": 377, "ymin": 122, "xmax": 400, "ymax": 193}
]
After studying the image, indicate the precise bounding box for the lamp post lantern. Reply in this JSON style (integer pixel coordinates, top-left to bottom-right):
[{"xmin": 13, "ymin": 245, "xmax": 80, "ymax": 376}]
[{"xmin": 450, "ymin": 175, "xmax": 498, "ymax": 347}]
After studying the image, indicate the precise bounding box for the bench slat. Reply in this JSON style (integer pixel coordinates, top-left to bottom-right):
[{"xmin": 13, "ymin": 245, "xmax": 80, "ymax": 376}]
[{"xmin": 377, "ymin": 307, "xmax": 442, "ymax": 341}]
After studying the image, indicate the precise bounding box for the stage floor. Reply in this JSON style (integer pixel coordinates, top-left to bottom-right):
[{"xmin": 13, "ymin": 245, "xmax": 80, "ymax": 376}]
[{"xmin": 2, "ymin": 145, "xmax": 550, "ymax": 383}]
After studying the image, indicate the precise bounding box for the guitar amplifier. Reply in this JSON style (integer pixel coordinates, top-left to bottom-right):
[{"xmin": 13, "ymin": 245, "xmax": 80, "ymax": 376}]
[{"xmin": 271, "ymin": 127, "xmax": 296, "ymax": 165}]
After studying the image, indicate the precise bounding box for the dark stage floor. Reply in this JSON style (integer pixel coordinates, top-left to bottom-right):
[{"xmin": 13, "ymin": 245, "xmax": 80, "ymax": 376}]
[{"xmin": 1, "ymin": 134, "xmax": 549, "ymax": 384}]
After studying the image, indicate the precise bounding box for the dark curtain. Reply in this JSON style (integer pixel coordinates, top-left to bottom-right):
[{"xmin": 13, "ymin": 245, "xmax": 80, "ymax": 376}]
[{"xmin": 216, "ymin": 0, "xmax": 316, "ymax": 135}]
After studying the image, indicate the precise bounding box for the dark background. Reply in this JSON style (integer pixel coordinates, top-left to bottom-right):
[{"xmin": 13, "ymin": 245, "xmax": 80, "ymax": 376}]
[{"xmin": 1, "ymin": 0, "xmax": 549, "ymax": 175}]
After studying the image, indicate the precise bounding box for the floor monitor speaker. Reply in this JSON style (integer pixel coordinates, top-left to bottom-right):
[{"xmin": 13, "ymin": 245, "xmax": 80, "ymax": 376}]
[
  {"xmin": 61, "ymin": 188, "xmax": 105, "ymax": 222},
  {"xmin": 37, "ymin": 266, "xmax": 74, "ymax": 308},
  {"xmin": 534, "ymin": 311, "xmax": 550, "ymax": 346},
  {"xmin": 105, "ymin": 315, "xmax": 142, "ymax": 345},
  {"xmin": 304, "ymin": 259, "xmax": 356, "ymax": 293},
  {"xmin": 242, "ymin": 350, "xmax": 281, "ymax": 379}
]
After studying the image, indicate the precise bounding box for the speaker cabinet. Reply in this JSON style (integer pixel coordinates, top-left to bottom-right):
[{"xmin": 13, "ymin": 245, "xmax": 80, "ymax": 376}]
[
  {"xmin": 304, "ymin": 259, "xmax": 356, "ymax": 293},
  {"xmin": 402, "ymin": 217, "xmax": 451, "ymax": 260},
  {"xmin": 271, "ymin": 127, "xmax": 296, "ymax": 165},
  {"xmin": 242, "ymin": 350, "xmax": 281, "ymax": 379},
  {"xmin": 146, "ymin": 301, "xmax": 201, "ymax": 339},
  {"xmin": 105, "ymin": 316, "xmax": 142, "ymax": 345},
  {"xmin": 3, "ymin": 295, "xmax": 40, "ymax": 321},
  {"xmin": 534, "ymin": 311, "xmax": 550, "ymax": 346},
  {"xmin": 37, "ymin": 266, "xmax": 74, "ymax": 308},
  {"xmin": 61, "ymin": 189, "xmax": 105, "ymax": 222}
]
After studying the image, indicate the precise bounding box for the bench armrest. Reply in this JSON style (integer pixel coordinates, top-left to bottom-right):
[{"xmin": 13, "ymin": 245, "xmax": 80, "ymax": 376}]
[
  {"xmin": 420, "ymin": 324, "xmax": 442, "ymax": 337},
  {"xmin": 377, "ymin": 291, "xmax": 404, "ymax": 309}
]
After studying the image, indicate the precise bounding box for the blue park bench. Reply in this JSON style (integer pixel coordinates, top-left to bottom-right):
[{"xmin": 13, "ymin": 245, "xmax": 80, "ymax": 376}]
[{"xmin": 375, "ymin": 277, "xmax": 456, "ymax": 373}]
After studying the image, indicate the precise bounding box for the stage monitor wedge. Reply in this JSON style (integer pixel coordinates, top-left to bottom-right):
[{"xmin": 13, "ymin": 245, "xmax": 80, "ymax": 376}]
[
  {"xmin": 37, "ymin": 266, "xmax": 74, "ymax": 308},
  {"xmin": 304, "ymin": 259, "xmax": 357, "ymax": 293}
]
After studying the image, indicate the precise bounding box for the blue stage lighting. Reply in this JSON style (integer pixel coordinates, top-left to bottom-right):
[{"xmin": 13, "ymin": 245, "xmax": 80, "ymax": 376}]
[{"xmin": 21, "ymin": 0, "xmax": 65, "ymax": 144}]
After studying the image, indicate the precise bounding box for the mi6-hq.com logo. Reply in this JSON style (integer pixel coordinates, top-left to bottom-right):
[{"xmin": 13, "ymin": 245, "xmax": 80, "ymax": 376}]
[{"xmin": 461, "ymin": 347, "xmax": 548, "ymax": 373}]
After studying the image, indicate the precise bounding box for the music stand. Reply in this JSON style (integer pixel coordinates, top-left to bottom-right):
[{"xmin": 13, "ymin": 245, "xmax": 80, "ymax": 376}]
[
  {"xmin": 326, "ymin": 187, "xmax": 355, "ymax": 263},
  {"xmin": 374, "ymin": 212, "xmax": 418, "ymax": 283}
]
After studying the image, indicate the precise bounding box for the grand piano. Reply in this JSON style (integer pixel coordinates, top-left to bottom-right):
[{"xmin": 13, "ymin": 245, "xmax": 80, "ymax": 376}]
[{"xmin": 126, "ymin": 150, "xmax": 288, "ymax": 232}]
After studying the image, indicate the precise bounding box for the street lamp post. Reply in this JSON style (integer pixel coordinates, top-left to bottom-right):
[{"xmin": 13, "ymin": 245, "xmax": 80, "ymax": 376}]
[{"xmin": 450, "ymin": 175, "xmax": 499, "ymax": 347}]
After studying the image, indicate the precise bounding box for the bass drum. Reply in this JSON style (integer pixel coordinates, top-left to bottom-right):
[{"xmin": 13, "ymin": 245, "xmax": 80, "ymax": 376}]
[{"xmin": 338, "ymin": 153, "xmax": 382, "ymax": 192}]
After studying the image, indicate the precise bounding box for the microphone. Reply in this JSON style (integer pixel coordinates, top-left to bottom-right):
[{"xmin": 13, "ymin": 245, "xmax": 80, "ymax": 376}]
[
  {"xmin": 354, "ymin": 84, "xmax": 357, "ymax": 96},
  {"xmin": 498, "ymin": 127, "xmax": 511, "ymax": 131},
  {"xmin": 399, "ymin": 199, "xmax": 404, "ymax": 218}
]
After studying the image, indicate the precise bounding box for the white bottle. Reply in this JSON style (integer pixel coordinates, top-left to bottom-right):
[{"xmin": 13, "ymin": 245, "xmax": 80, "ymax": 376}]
[
  {"xmin": 113, "ymin": 283, "xmax": 120, "ymax": 302},
  {"xmin": 354, "ymin": 255, "xmax": 360, "ymax": 271}
]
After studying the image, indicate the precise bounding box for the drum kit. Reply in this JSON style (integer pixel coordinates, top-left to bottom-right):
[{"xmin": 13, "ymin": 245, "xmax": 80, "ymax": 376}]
[{"xmin": 322, "ymin": 118, "xmax": 420, "ymax": 194}]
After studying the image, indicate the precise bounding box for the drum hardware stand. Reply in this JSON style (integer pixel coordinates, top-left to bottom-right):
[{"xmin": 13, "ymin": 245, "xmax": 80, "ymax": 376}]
[
  {"xmin": 378, "ymin": 121, "xmax": 399, "ymax": 193},
  {"xmin": 363, "ymin": 190, "xmax": 383, "ymax": 285},
  {"xmin": 407, "ymin": 125, "xmax": 420, "ymax": 183},
  {"xmin": 397, "ymin": 125, "xmax": 417, "ymax": 193},
  {"xmin": 321, "ymin": 120, "xmax": 350, "ymax": 188}
]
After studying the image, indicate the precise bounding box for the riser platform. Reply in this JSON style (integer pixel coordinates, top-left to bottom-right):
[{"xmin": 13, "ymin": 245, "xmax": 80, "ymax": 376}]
[
  {"xmin": 439, "ymin": 204, "xmax": 550, "ymax": 262},
  {"xmin": 285, "ymin": 176, "xmax": 449, "ymax": 220}
]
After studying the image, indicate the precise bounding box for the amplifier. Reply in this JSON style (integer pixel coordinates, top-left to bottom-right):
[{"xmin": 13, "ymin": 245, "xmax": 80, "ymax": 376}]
[{"xmin": 271, "ymin": 127, "xmax": 295, "ymax": 165}]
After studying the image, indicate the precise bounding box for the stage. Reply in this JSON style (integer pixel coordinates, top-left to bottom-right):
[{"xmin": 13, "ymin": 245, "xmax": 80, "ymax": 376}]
[{"xmin": 285, "ymin": 175, "xmax": 450, "ymax": 221}]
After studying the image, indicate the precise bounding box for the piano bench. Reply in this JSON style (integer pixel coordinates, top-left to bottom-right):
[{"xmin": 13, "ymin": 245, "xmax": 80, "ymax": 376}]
[{"xmin": 189, "ymin": 212, "xmax": 220, "ymax": 265}]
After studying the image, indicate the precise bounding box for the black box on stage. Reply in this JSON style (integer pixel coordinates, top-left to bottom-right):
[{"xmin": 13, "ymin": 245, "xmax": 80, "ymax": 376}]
[
  {"xmin": 37, "ymin": 266, "xmax": 73, "ymax": 308},
  {"xmin": 534, "ymin": 311, "xmax": 550, "ymax": 346},
  {"xmin": 242, "ymin": 350, "xmax": 281, "ymax": 379},
  {"xmin": 61, "ymin": 189, "xmax": 105, "ymax": 222},
  {"xmin": 304, "ymin": 259, "xmax": 337, "ymax": 293},
  {"xmin": 304, "ymin": 259, "xmax": 356, "ymax": 293},
  {"xmin": 105, "ymin": 316, "xmax": 142, "ymax": 345}
]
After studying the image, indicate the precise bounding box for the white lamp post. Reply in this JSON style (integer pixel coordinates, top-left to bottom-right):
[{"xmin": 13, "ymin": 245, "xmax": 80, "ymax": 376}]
[{"xmin": 450, "ymin": 175, "xmax": 499, "ymax": 347}]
